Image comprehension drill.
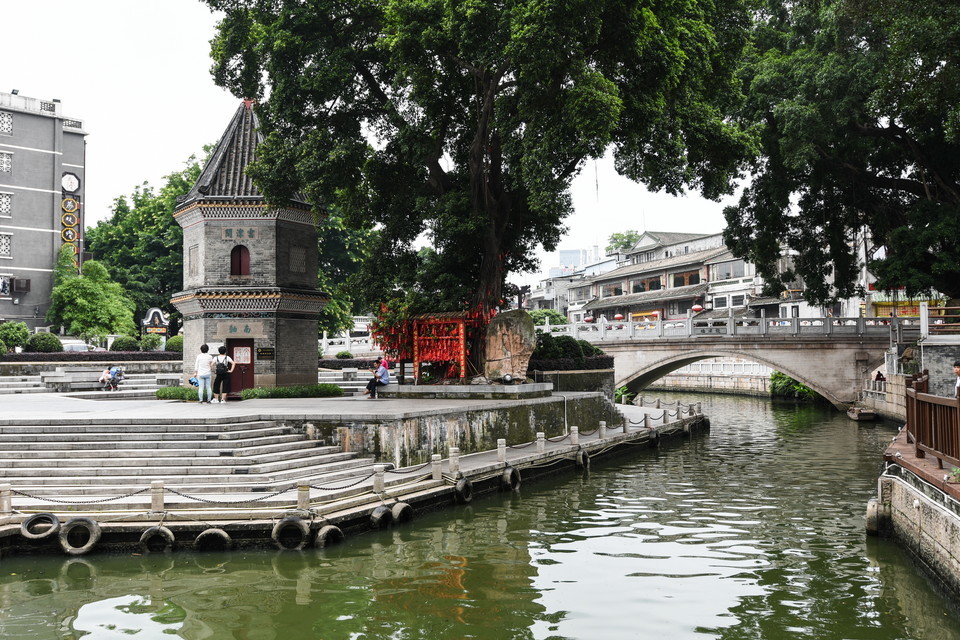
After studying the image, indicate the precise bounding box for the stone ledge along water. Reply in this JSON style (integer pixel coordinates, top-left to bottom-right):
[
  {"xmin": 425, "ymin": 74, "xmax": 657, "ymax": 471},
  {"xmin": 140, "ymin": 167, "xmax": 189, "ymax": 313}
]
[{"xmin": 0, "ymin": 393, "xmax": 706, "ymax": 556}]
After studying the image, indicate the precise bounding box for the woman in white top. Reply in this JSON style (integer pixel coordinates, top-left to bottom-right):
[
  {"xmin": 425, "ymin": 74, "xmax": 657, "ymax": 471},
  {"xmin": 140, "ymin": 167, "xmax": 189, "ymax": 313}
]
[{"xmin": 194, "ymin": 343, "xmax": 214, "ymax": 404}]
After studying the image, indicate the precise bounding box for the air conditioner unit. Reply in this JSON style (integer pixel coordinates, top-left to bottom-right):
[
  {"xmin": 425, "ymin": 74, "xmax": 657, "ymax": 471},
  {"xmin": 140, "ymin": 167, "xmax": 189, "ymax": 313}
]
[{"xmin": 12, "ymin": 278, "xmax": 30, "ymax": 293}]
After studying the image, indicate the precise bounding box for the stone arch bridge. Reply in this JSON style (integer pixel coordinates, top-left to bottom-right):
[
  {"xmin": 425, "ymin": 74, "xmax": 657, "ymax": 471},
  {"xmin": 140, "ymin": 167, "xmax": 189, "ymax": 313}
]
[{"xmin": 560, "ymin": 316, "xmax": 912, "ymax": 409}]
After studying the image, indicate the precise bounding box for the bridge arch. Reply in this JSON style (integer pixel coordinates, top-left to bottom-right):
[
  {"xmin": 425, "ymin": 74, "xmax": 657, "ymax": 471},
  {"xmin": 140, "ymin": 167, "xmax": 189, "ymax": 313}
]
[{"xmin": 603, "ymin": 337, "xmax": 889, "ymax": 410}]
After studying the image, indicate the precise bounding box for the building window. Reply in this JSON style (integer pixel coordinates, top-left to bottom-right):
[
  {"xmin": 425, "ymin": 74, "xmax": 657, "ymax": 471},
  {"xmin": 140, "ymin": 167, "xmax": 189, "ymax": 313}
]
[
  {"xmin": 0, "ymin": 152, "xmax": 11, "ymax": 173},
  {"xmin": 710, "ymin": 260, "xmax": 746, "ymax": 281},
  {"xmin": 0, "ymin": 112, "xmax": 11, "ymax": 134},
  {"xmin": 0, "ymin": 193, "xmax": 10, "ymax": 216},
  {"xmin": 0, "ymin": 234, "xmax": 11, "ymax": 257},
  {"xmin": 231, "ymin": 245, "xmax": 250, "ymax": 276},
  {"xmin": 601, "ymin": 283, "xmax": 623, "ymax": 297},
  {"xmin": 671, "ymin": 270, "xmax": 700, "ymax": 287},
  {"xmin": 289, "ymin": 245, "xmax": 306, "ymax": 273},
  {"xmin": 731, "ymin": 295, "xmax": 745, "ymax": 307}
]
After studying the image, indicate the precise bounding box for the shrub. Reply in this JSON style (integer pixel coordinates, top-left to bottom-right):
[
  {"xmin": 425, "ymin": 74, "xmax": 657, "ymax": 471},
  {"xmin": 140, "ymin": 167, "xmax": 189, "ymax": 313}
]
[
  {"xmin": 0, "ymin": 338, "xmax": 6, "ymax": 354},
  {"xmin": 770, "ymin": 371, "xmax": 817, "ymax": 400},
  {"xmin": 110, "ymin": 335, "xmax": 141, "ymax": 352},
  {"xmin": 240, "ymin": 384, "xmax": 344, "ymax": 400},
  {"xmin": 140, "ymin": 333, "xmax": 164, "ymax": 351},
  {"xmin": 26, "ymin": 332, "xmax": 63, "ymax": 353},
  {"xmin": 335, "ymin": 350, "xmax": 354, "ymax": 359},
  {"xmin": 164, "ymin": 335, "xmax": 184, "ymax": 353},
  {"xmin": 0, "ymin": 321, "xmax": 30, "ymax": 350},
  {"xmin": 156, "ymin": 386, "xmax": 197, "ymax": 401}
]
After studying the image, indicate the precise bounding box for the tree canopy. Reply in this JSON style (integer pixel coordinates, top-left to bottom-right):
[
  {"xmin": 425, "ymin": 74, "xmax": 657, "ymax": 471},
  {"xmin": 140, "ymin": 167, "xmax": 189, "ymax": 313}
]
[
  {"xmin": 46, "ymin": 248, "xmax": 137, "ymax": 340},
  {"xmin": 205, "ymin": 0, "xmax": 753, "ymax": 317},
  {"xmin": 723, "ymin": 0, "xmax": 960, "ymax": 304},
  {"xmin": 85, "ymin": 158, "xmax": 202, "ymax": 330},
  {"xmin": 606, "ymin": 230, "xmax": 641, "ymax": 255}
]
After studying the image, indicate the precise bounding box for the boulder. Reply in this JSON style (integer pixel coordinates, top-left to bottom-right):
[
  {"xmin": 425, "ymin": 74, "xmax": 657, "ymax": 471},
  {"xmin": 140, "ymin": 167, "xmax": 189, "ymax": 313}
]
[{"xmin": 484, "ymin": 310, "xmax": 536, "ymax": 382}]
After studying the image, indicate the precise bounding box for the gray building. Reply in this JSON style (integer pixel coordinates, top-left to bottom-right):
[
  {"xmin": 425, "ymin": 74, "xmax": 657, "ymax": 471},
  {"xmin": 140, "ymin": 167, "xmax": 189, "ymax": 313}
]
[
  {"xmin": 0, "ymin": 91, "xmax": 87, "ymax": 331},
  {"xmin": 171, "ymin": 100, "xmax": 327, "ymax": 391}
]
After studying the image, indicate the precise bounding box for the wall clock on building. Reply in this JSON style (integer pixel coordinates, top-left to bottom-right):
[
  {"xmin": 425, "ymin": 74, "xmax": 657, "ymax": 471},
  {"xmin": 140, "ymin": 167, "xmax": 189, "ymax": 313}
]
[
  {"xmin": 61, "ymin": 172, "xmax": 80, "ymax": 193},
  {"xmin": 61, "ymin": 198, "xmax": 79, "ymax": 214}
]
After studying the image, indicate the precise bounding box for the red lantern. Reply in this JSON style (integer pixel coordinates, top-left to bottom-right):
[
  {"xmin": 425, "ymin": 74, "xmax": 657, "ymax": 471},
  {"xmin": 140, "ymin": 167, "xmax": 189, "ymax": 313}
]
[
  {"xmin": 614, "ymin": 313, "xmax": 624, "ymax": 321},
  {"xmin": 691, "ymin": 304, "xmax": 703, "ymax": 313}
]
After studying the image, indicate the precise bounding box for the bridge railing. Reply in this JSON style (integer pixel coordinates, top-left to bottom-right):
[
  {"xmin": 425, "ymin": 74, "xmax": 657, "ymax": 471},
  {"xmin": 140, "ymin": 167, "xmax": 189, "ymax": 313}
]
[
  {"xmin": 546, "ymin": 315, "xmax": 916, "ymax": 342},
  {"xmin": 905, "ymin": 371, "xmax": 960, "ymax": 469}
]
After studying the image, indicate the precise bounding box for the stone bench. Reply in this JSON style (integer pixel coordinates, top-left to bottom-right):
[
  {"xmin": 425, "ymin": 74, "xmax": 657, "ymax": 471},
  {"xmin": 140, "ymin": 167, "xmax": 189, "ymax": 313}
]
[{"xmin": 40, "ymin": 367, "xmax": 109, "ymax": 392}]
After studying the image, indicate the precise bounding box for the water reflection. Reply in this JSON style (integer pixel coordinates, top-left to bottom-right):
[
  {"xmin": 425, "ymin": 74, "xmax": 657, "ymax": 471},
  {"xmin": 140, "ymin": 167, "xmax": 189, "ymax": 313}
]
[{"xmin": 0, "ymin": 394, "xmax": 958, "ymax": 639}]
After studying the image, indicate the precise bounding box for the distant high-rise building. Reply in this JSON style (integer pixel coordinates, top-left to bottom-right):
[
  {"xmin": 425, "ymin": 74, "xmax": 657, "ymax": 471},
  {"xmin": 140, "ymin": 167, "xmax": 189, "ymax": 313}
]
[{"xmin": 0, "ymin": 92, "xmax": 87, "ymax": 330}]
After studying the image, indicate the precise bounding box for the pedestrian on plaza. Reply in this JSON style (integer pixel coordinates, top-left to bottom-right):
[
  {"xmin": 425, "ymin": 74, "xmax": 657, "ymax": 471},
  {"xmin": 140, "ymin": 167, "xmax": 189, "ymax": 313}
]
[
  {"xmin": 364, "ymin": 356, "xmax": 390, "ymax": 399},
  {"xmin": 212, "ymin": 346, "xmax": 235, "ymax": 403},
  {"xmin": 194, "ymin": 343, "xmax": 214, "ymax": 404}
]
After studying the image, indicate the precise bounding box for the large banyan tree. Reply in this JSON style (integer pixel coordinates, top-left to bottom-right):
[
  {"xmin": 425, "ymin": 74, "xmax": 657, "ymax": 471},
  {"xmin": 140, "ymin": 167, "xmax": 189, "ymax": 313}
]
[{"xmin": 204, "ymin": 0, "xmax": 753, "ymax": 319}]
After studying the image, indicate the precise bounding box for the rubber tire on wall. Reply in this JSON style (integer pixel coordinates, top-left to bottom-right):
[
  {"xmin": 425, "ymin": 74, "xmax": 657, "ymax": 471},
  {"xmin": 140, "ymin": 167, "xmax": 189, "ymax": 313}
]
[
  {"xmin": 454, "ymin": 477, "xmax": 473, "ymax": 504},
  {"xmin": 272, "ymin": 517, "xmax": 311, "ymax": 551},
  {"xmin": 575, "ymin": 449, "xmax": 590, "ymax": 471},
  {"xmin": 315, "ymin": 524, "xmax": 344, "ymax": 548},
  {"xmin": 500, "ymin": 466, "xmax": 521, "ymax": 492},
  {"xmin": 139, "ymin": 526, "xmax": 176, "ymax": 554},
  {"xmin": 20, "ymin": 513, "xmax": 61, "ymax": 540},
  {"xmin": 59, "ymin": 517, "xmax": 101, "ymax": 556},
  {"xmin": 195, "ymin": 528, "xmax": 232, "ymax": 552},
  {"xmin": 391, "ymin": 502, "xmax": 413, "ymax": 524},
  {"xmin": 370, "ymin": 505, "xmax": 394, "ymax": 530}
]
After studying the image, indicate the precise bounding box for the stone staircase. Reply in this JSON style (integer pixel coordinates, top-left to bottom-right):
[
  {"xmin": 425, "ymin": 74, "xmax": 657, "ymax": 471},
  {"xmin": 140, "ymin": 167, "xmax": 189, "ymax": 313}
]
[
  {"xmin": 0, "ymin": 418, "xmax": 377, "ymax": 512},
  {"xmin": 318, "ymin": 369, "xmax": 369, "ymax": 396},
  {"xmin": 0, "ymin": 374, "xmax": 46, "ymax": 395}
]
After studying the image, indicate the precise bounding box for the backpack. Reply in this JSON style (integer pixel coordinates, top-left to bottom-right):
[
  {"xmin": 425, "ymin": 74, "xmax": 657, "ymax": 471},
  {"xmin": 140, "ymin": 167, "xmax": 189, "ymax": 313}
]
[{"xmin": 215, "ymin": 357, "xmax": 229, "ymax": 375}]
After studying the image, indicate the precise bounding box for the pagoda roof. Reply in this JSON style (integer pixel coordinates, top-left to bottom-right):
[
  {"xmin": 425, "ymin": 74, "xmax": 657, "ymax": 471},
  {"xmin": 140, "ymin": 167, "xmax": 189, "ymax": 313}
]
[{"xmin": 179, "ymin": 100, "xmax": 310, "ymax": 209}]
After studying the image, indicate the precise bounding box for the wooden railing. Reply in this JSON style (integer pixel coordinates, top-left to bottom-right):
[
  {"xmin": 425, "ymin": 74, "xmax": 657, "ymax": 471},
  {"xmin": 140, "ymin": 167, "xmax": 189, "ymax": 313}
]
[{"xmin": 905, "ymin": 371, "xmax": 960, "ymax": 469}]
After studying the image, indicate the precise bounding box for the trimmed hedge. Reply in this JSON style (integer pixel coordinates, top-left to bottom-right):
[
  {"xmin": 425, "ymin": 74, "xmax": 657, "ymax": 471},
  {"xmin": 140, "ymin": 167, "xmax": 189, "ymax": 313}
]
[
  {"xmin": 528, "ymin": 355, "xmax": 614, "ymax": 371},
  {"xmin": 0, "ymin": 351, "xmax": 182, "ymax": 362},
  {"xmin": 26, "ymin": 333, "xmax": 63, "ymax": 353},
  {"xmin": 156, "ymin": 386, "xmax": 197, "ymax": 401},
  {"xmin": 110, "ymin": 336, "xmax": 141, "ymax": 352},
  {"xmin": 240, "ymin": 384, "xmax": 344, "ymax": 399}
]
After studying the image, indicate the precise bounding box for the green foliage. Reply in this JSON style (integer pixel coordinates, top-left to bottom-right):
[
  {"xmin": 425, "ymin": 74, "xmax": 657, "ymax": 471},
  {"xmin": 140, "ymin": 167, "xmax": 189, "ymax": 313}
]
[
  {"xmin": 26, "ymin": 333, "xmax": 63, "ymax": 353},
  {"xmin": 205, "ymin": 0, "xmax": 752, "ymax": 317},
  {"xmin": 110, "ymin": 335, "xmax": 140, "ymax": 352},
  {"xmin": 0, "ymin": 321, "xmax": 30, "ymax": 350},
  {"xmin": 606, "ymin": 231, "xmax": 641, "ymax": 255},
  {"xmin": 156, "ymin": 386, "xmax": 197, "ymax": 401},
  {"xmin": 85, "ymin": 155, "xmax": 203, "ymax": 329},
  {"xmin": 164, "ymin": 335, "xmax": 184, "ymax": 353},
  {"xmin": 529, "ymin": 309, "xmax": 568, "ymax": 326},
  {"xmin": 47, "ymin": 260, "xmax": 137, "ymax": 339},
  {"xmin": 335, "ymin": 351, "xmax": 354, "ymax": 360},
  {"xmin": 240, "ymin": 384, "xmax": 344, "ymax": 400},
  {"xmin": 770, "ymin": 371, "xmax": 816, "ymax": 400},
  {"xmin": 140, "ymin": 333, "xmax": 164, "ymax": 351},
  {"xmin": 724, "ymin": 0, "xmax": 960, "ymax": 303}
]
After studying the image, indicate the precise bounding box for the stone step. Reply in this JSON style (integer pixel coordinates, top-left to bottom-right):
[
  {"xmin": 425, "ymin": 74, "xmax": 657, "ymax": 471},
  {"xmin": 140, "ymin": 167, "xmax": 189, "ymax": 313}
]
[
  {"xmin": 0, "ymin": 387, "xmax": 48, "ymax": 395},
  {"xmin": 0, "ymin": 450, "xmax": 362, "ymax": 479},
  {"xmin": 0, "ymin": 420, "xmax": 278, "ymax": 435},
  {"xmin": 2, "ymin": 455, "xmax": 374, "ymax": 489},
  {"xmin": 4, "ymin": 432, "xmax": 305, "ymax": 451},
  {"xmin": 0, "ymin": 440, "xmax": 335, "ymax": 462}
]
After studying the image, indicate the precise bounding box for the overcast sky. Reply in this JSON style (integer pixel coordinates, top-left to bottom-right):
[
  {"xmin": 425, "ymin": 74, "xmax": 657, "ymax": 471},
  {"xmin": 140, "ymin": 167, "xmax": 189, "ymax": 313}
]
[{"xmin": 5, "ymin": 0, "xmax": 732, "ymax": 286}]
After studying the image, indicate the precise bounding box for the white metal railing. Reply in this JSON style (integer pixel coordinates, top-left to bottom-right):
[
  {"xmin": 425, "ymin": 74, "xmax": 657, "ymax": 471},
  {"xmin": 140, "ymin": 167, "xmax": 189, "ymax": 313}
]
[{"xmin": 542, "ymin": 313, "xmax": 919, "ymax": 343}]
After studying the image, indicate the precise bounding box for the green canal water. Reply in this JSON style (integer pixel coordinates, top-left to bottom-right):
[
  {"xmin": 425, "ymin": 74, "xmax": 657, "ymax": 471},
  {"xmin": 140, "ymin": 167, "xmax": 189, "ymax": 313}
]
[{"xmin": 2, "ymin": 394, "xmax": 960, "ymax": 639}]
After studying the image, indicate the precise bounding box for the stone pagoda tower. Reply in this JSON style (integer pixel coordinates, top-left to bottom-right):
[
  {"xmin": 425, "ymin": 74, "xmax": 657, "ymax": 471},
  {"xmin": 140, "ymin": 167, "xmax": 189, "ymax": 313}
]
[{"xmin": 171, "ymin": 100, "xmax": 326, "ymax": 391}]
